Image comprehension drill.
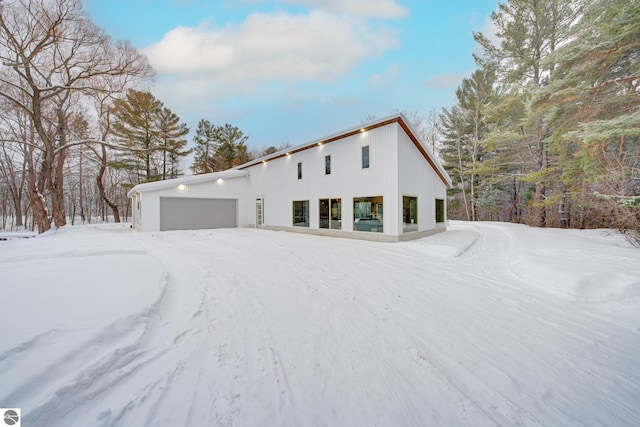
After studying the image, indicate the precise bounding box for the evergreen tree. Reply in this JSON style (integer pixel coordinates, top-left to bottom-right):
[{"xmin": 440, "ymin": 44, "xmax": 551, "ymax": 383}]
[
  {"xmin": 536, "ymin": 0, "xmax": 640, "ymax": 232},
  {"xmin": 157, "ymin": 106, "xmax": 190, "ymax": 180},
  {"xmin": 474, "ymin": 0, "xmax": 582, "ymax": 226},
  {"xmin": 214, "ymin": 124, "xmax": 251, "ymax": 170},
  {"xmin": 111, "ymin": 90, "xmax": 163, "ymax": 183},
  {"xmin": 111, "ymin": 90, "xmax": 190, "ymax": 183},
  {"xmin": 191, "ymin": 119, "xmax": 218, "ymax": 174},
  {"xmin": 439, "ymin": 68, "xmax": 499, "ymax": 221}
]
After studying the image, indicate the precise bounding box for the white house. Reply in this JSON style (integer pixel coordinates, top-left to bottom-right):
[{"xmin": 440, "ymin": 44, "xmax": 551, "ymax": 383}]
[{"xmin": 127, "ymin": 113, "xmax": 452, "ymax": 242}]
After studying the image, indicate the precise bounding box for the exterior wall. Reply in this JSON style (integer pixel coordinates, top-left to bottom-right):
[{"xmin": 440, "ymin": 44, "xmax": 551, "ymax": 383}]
[
  {"xmin": 244, "ymin": 123, "xmax": 400, "ymax": 237},
  {"xmin": 135, "ymin": 175, "xmax": 249, "ymax": 232},
  {"xmin": 129, "ymin": 117, "xmax": 450, "ymax": 238},
  {"xmin": 397, "ymin": 126, "xmax": 448, "ymax": 235}
]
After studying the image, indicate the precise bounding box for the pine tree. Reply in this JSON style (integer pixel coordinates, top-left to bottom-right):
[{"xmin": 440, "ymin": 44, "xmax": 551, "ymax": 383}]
[
  {"xmin": 439, "ymin": 68, "xmax": 499, "ymax": 221},
  {"xmin": 157, "ymin": 106, "xmax": 190, "ymax": 180},
  {"xmin": 191, "ymin": 119, "xmax": 218, "ymax": 174},
  {"xmin": 111, "ymin": 90, "xmax": 163, "ymax": 183},
  {"xmin": 536, "ymin": 0, "xmax": 640, "ymax": 233},
  {"xmin": 214, "ymin": 124, "xmax": 250, "ymax": 170},
  {"xmin": 474, "ymin": 0, "xmax": 582, "ymax": 226}
]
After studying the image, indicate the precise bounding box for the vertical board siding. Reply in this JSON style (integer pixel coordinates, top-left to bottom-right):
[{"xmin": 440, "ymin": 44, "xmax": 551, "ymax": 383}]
[
  {"xmin": 139, "ymin": 176, "xmax": 249, "ymax": 232},
  {"xmin": 246, "ymin": 124, "xmax": 400, "ymax": 234},
  {"xmin": 131, "ymin": 119, "xmax": 448, "ymax": 236},
  {"xmin": 397, "ymin": 126, "xmax": 448, "ymax": 231}
]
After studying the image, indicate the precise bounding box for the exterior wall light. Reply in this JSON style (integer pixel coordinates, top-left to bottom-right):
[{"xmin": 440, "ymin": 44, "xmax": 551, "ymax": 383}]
[{"xmin": 178, "ymin": 184, "xmax": 186, "ymax": 191}]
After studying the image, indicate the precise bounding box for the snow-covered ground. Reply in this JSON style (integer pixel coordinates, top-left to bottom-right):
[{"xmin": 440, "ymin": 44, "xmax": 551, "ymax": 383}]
[{"xmin": 1, "ymin": 221, "xmax": 639, "ymax": 426}]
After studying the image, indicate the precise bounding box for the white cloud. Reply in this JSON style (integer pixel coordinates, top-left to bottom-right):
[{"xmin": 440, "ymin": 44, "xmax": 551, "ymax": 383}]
[
  {"xmin": 282, "ymin": 0, "xmax": 408, "ymax": 19},
  {"xmin": 143, "ymin": 10, "xmax": 401, "ymax": 101},
  {"xmin": 425, "ymin": 73, "xmax": 465, "ymax": 89},
  {"xmin": 241, "ymin": 0, "xmax": 408, "ymax": 19}
]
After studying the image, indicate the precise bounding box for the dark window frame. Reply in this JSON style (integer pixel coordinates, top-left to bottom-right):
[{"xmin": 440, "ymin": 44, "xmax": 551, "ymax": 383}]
[
  {"xmin": 325, "ymin": 155, "xmax": 331, "ymax": 175},
  {"xmin": 319, "ymin": 198, "xmax": 341, "ymax": 229},
  {"xmin": 362, "ymin": 146, "xmax": 369, "ymax": 169},
  {"xmin": 402, "ymin": 195, "xmax": 418, "ymax": 233},
  {"xmin": 435, "ymin": 199, "xmax": 445, "ymax": 223},
  {"xmin": 292, "ymin": 200, "xmax": 309, "ymax": 227},
  {"xmin": 353, "ymin": 196, "xmax": 383, "ymax": 233},
  {"xmin": 297, "ymin": 162, "xmax": 302, "ymax": 180}
]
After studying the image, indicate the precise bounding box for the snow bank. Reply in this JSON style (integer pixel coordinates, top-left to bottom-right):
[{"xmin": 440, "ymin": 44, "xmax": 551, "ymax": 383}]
[
  {"xmin": 501, "ymin": 225, "xmax": 640, "ymax": 301},
  {"xmin": 1, "ymin": 222, "xmax": 639, "ymax": 426},
  {"xmin": 402, "ymin": 225, "xmax": 479, "ymax": 257},
  {"xmin": 0, "ymin": 224, "xmax": 167, "ymax": 424}
]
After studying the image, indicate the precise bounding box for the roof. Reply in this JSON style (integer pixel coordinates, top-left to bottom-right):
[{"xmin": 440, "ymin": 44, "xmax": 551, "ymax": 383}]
[
  {"xmin": 235, "ymin": 113, "xmax": 452, "ymax": 187},
  {"xmin": 127, "ymin": 169, "xmax": 249, "ymax": 198}
]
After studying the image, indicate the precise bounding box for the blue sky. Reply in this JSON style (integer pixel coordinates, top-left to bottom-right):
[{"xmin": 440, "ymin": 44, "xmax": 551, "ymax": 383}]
[{"xmin": 83, "ymin": 0, "xmax": 500, "ymax": 150}]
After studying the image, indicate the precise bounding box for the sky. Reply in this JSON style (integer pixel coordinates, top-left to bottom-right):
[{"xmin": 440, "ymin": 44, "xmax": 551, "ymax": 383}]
[{"xmin": 82, "ymin": 0, "xmax": 500, "ymax": 150}]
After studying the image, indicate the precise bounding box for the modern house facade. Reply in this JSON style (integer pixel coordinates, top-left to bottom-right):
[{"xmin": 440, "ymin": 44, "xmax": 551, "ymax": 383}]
[{"xmin": 128, "ymin": 113, "xmax": 452, "ymax": 242}]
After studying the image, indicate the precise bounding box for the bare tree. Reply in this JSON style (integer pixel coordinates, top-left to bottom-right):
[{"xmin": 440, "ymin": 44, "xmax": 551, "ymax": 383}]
[{"xmin": 0, "ymin": 0, "xmax": 151, "ymax": 232}]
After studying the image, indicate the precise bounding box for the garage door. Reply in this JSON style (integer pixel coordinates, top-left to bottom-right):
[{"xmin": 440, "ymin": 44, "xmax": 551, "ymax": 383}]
[{"xmin": 160, "ymin": 197, "xmax": 237, "ymax": 231}]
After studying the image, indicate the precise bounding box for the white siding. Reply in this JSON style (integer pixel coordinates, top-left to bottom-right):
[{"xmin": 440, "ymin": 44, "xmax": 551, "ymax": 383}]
[
  {"xmin": 136, "ymin": 175, "xmax": 249, "ymax": 232},
  {"xmin": 129, "ymin": 115, "xmax": 449, "ymax": 237},
  {"xmin": 245, "ymin": 124, "xmax": 400, "ymax": 236},
  {"xmin": 397, "ymin": 126, "xmax": 448, "ymax": 233}
]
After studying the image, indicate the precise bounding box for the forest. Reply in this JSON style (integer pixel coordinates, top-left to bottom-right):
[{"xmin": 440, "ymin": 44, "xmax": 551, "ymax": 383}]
[
  {"xmin": 439, "ymin": 0, "xmax": 639, "ymax": 241},
  {"xmin": 0, "ymin": 0, "xmax": 638, "ymax": 241}
]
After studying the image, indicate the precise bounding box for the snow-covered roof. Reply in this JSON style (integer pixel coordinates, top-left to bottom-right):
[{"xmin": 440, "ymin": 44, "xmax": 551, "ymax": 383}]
[
  {"xmin": 235, "ymin": 113, "xmax": 453, "ymax": 187},
  {"xmin": 127, "ymin": 169, "xmax": 249, "ymax": 198}
]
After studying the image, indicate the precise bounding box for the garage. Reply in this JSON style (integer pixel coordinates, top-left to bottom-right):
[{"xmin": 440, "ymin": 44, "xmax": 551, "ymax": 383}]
[{"xmin": 160, "ymin": 197, "xmax": 237, "ymax": 231}]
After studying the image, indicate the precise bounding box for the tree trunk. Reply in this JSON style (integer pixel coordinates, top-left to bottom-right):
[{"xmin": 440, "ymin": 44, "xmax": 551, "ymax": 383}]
[
  {"xmin": 79, "ymin": 145, "xmax": 86, "ymax": 223},
  {"xmin": 535, "ymin": 136, "xmax": 548, "ymax": 227},
  {"xmin": 97, "ymin": 144, "xmax": 121, "ymax": 223},
  {"xmin": 10, "ymin": 189, "xmax": 23, "ymax": 228},
  {"xmin": 50, "ymin": 107, "xmax": 68, "ymax": 228},
  {"xmin": 27, "ymin": 159, "xmax": 51, "ymax": 233}
]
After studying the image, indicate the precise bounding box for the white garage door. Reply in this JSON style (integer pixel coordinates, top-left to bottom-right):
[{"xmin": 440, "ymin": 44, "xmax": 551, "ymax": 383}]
[{"xmin": 160, "ymin": 197, "xmax": 237, "ymax": 231}]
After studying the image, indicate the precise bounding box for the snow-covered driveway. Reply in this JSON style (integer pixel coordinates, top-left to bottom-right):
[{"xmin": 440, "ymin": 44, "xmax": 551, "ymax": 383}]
[{"xmin": 1, "ymin": 222, "xmax": 639, "ymax": 426}]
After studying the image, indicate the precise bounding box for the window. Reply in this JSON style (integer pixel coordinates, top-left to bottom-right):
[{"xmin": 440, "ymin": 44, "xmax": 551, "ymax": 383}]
[
  {"xmin": 325, "ymin": 155, "xmax": 331, "ymax": 175},
  {"xmin": 362, "ymin": 146, "xmax": 369, "ymax": 169},
  {"xmin": 320, "ymin": 198, "xmax": 341, "ymax": 229},
  {"xmin": 297, "ymin": 162, "xmax": 302, "ymax": 180},
  {"xmin": 403, "ymin": 196, "xmax": 418, "ymax": 232},
  {"xmin": 353, "ymin": 196, "xmax": 383, "ymax": 232},
  {"xmin": 293, "ymin": 200, "xmax": 309, "ymax": 227},
  {"xmin": 435, "ymin": 199, "xmax": 445, "ymax": 223}
]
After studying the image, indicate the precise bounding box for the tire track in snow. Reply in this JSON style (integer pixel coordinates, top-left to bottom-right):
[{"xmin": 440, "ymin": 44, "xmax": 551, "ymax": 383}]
[{"xmin": 19, "ymin": 273, "xmax": 170, "ymax": 426}]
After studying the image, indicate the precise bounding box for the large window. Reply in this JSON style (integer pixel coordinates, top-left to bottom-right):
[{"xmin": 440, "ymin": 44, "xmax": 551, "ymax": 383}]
[
  {"xmin": 435, "ymin": 199, "xmax": 445, "ymax": 223},
  {"xmin": 353, "ymin": 196, "xmax": 383, "ymax": 232},
  {"xmin": 320, "ymin": 198, "xmax": 341, "ymax": 230},
  {"xmin": 293, "ymin": 200, "xmax": 309, "ymax": 227},
  {"xmin": 297, "ymin": 162, "xmax": 302, "ymax": 180},
  {"xmin": 403, "ymin": 196, "xmax": 418, "ymax": 232},
  {"xmin": 362, "ymin": 146, "xmax": 369, "ymax": 169},
  {"xmin": 325, "ymin": 155, "xmax": 331, "ymax": 175}
]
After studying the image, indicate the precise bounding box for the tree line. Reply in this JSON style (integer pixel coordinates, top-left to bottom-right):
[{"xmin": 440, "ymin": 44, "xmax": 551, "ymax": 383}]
[
  {"xmin": 1, "ymin": 0, "xmax": 637, "ymax": 239},
  {"xmin": 0, "ymin": 0, "xmax": 269, "ymax": 233},
  {"xmin": 438, "ymin": 0, "xmax": 639, "ymax": 241}
]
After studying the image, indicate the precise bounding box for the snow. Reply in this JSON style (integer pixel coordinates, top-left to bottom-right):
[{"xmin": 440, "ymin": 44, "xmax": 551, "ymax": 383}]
[{"xmin": 1, "ymin": 221, "xmax": 639, "ymax": 426}]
